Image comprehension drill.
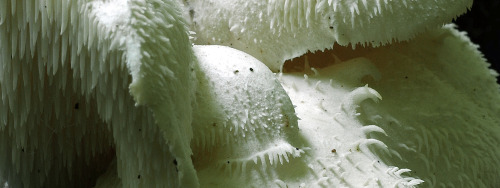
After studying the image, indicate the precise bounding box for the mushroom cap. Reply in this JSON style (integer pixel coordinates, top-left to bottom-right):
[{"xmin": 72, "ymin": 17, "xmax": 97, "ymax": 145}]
[
  {"xmin": 185, "ymin": 0, "xmax": 472, "ymax": 71},
  {"xmin": 191, "ymin": 45, "xmax": 303, "ymax": 180}
]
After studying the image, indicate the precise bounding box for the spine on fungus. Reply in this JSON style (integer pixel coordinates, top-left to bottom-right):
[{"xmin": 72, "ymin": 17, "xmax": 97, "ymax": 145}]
[
  {"xmin": 1, "ymin": 0, "xmax": 186, "ymax": 187},
  {"xmin": 0, "ymin": 0, "xmax": 125, "ymax": 187},
  {"xmin": 126, "ymin": 0, "xmax": 199, "ymax": 187},
  {"xmin": 216, "ymin": 141, "xmax": 304, "ymax": 176},
  {"xmin": 340, "ymin": 85, "xmax": 382, "ymax": 117}
]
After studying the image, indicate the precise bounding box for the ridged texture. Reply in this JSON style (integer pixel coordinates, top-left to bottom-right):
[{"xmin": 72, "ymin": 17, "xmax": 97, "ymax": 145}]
[
  {"xmin": 183, "ymin": 0, "xmax": 472, "ymax": 71},
  {"xmin": 274, "ymin": 24, "xmax": 500, "ymax": 187},
  {"xmin": 278, "ymin": 61, "xmax": 422, "ymax": 187},
  {"xmin": 355, "ymin": 25, "xmax": 500, "ymax": 187},
  {"xmin": 0, "ymin": 0, "xmax": 193, "ymax": 187},
  {"xmin": 0, "ymin": 0, "xmax": 123, "ymax": 187},
  {"xmin": 126, "ymin": 0, "xmax": 198, "ymax": 187},
  {"xmin": 2, "ymin": 0, "xmax": 498, "ymax": 187}
]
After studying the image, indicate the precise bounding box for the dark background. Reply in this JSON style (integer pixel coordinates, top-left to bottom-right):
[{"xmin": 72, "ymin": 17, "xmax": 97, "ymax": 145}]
[{"xmin": 454, "ymin": 1, "xmax": 500, "ymax": 77}]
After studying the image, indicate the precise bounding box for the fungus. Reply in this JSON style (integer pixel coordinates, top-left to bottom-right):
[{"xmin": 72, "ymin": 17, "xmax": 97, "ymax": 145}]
[
  {"xmin": 275, "ymin": 25, "xmax": 500, "ymax": 187},
  {"xmin": 183, "ymin": 0, "xmax": 472, "ymax": 71},
  {"xmin": 1, "ymin": 0, "xmax": 500, "ymax": 187},
  {"xmin": 191, "ymin": 45, "xmax": 303, "ymax": 184},
  {"xmin": 1, "ymin": 0, "xmax": 197, "ymax": 187}
]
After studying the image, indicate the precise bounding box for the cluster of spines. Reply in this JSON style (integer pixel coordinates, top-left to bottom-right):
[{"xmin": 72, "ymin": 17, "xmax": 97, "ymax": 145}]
[
  {"xmin": 363, "ymin": 103, "xmax": 500, "ymax": 187},
  {"xmin": 0, "ymin": 0, "xmax": 184, "ymax": 187},
  {"xmin": 334, "ymin": 85, "xmax": 421, "ymax": 186},
  {"xmin": 191, "ymin": 76, "xmax": 298, "ymax": 153},
  {"xmin": 126, "ymin": 0, "xmax": 200, "ymax": 187},
  {"xmin": 214, "ymin": 141, "xmax": 303, "ymax": 176},
  {"xmin": 265, "ymin": 0, "xmax": 472, "ymax": 46}
]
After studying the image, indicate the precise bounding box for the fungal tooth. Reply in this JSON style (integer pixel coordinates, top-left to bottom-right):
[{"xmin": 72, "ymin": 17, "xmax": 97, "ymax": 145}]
[
  {"xmin": 360, "ymin": 125, "xmax": 387, "ymax": 136},
  {"xmin": 340, "ymin": 86, "xmax": 382, "ymax": 117}
]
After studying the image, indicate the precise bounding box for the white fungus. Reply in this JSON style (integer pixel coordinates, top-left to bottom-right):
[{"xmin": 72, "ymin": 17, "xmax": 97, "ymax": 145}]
[
  {"xmin": 1, "ymin": 0, "xmax": 500, "ymax": 187},
  {"xmin": 182, "ymin": 0, "xmax": 472, "ymax": 71}
]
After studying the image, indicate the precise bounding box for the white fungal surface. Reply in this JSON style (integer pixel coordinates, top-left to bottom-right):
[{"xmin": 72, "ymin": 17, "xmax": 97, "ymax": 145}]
[
  {"xmin": 350, "ymin": 25, "xmax": 500, "ymax": 187},
  {"xmin": 182, "ymin": 0, "xmax": 472, "ymax": 71},
  {"xmin": 186, "ymin": 24, "xmax": 500, "ymax": 188},
  {"xmin": 191, "ymin": 45, "xmax": 304, "ymax": 186},
  {"xmin": 275, "ymin": 25, "xmax": 500, "ymax": 187},
  {"xmin": 1, "ymin": 0, "xmax": 499, "ymax": 187},
  {"xmin": 0, "ymin": 0, "xmax": 195, "ymax": 187},
  {"xmin": 192, "ymin": 45, "xmax": 299, "ymax": 147},
  {"xmin": 278, "ymin": 58, "xmax": 421, "ymax": 187}
]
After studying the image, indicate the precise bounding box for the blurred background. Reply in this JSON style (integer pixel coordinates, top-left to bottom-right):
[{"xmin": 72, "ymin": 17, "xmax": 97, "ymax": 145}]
[{"xmin": 454, "ymin": 1, "xmax": 500, "ymax": 77}]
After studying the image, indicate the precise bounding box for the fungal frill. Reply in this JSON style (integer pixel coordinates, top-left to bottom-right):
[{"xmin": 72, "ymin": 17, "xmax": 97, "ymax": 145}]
[
  {"xmin": 0, "ymin": 0, "xmax": 198, "ymax": 187},
  {"xmin": 2, "ymin": 0, "xmax": 500, "ymax": 187},
  {"xmin": 276, "ymin": 25, "xmax": 500, "ymax": 187},
  {"xmin": 183, "ymin": 0, "xmax": 472, "ymax": 71}
]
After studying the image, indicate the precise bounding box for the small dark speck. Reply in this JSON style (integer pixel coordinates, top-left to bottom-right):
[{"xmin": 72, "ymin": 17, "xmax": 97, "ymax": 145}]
[
  {"xmin": 227, "ymin": 161, "xmax": 230, "ymax": 164},
  {"xmin": 234, "ymin": 70, "xmax": 239, "ymax": 74},
  {"xmin": 138, "ymin": 128, "xmax": 142, "ymax": 132},
  {"xmin": 331, "ymin": 149, "xmax": 336, "ymax": 153},
  {"xmin": 212, "ymin": 123, "xmax": 217, "ymax": 127},
  {"xmin": 74, "ymin": 103, "xmax": 79, "ymax": 109},
  {"xmin": 37, "ymin": 169, "xmax": 41, "ymax": 173},
  {"xmin": 329, "ymin": 26, "xmax": 333, "ymax": 29},
  {"xmin": 295, "ymin": 147, "xmax": 299, "ymax": 150},
  {"xmin": 137, "ymin": 175, "xmax": 141, "ymax": 179},
  {"xmin": 21, "ymin": 148, "xmax": 25, "ymax": 152},
  {"xmin": 249, "ymin": 68, "xmax": 254, "ymax": 72},
  {"xmin": 173, "ymin": 159, "xmax": 179, "ymax": 172},
  {"xmin": 189, "ymin": 9, "xmax": 195, "ymax": 18},
  {"xmin": 404, "ymin": 76, "xmax": 409, "ymax": 79}
]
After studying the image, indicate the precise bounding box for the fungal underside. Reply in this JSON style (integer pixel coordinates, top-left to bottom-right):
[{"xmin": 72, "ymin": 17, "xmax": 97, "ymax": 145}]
[
  {"xmin": 185, "ymin": 0, "xmax": 472, "ymax": 71},
  {"xmin": 1, "ymin": 0, "xmax": 500, "ymax": 187},
  {"xmin": 0, "ymin": 0, "xmax": 194, "ymax": 187}
]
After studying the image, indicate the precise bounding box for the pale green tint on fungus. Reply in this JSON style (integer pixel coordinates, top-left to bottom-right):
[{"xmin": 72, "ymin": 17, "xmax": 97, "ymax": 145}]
[
  {"xmin": 277, "ymin": 25, "xmax": 500, "ymax": 187},
  {"xmin": 183, "ymin": 0, "xmax": 472, "ymax": 71},
  {"xmin": 1, "ymin": 0, "xmax": 500, "ymax": 188},
  {"xmin": 191, "ymin": 45, "xmax": 304, "ymax": 186},
  {"xmin": 0, "ymin": 0, "xmax": 195, "ymax": 187}
]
